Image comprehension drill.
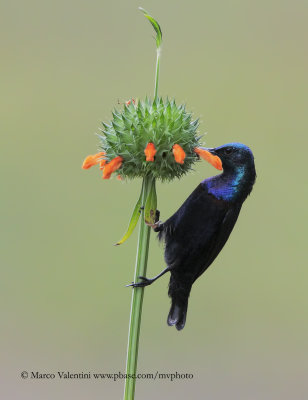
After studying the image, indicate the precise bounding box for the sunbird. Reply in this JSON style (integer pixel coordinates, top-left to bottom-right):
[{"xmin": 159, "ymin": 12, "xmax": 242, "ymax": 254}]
[{"xmin": 129, "ymin": 143, "xmax": 256, "ymax": 330}]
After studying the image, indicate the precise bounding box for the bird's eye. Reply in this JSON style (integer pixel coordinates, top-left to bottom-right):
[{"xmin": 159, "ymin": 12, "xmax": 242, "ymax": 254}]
[{"xmin": 224, "ymin": 147, "xmax": 233, "ymax": 155}]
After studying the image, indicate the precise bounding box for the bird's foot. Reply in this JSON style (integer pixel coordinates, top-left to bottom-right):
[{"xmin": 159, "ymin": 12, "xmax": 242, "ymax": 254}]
[
  {"xmin": 145, "ymin": 220, "xmax": 163, "ymax": 232},
  {"xmin": 144, "ymin": 209, "xmax": 163, "ymax": 232},
  {"xmin": 126, "ymin": 276, "xmax": 154, "ymax": 288}
]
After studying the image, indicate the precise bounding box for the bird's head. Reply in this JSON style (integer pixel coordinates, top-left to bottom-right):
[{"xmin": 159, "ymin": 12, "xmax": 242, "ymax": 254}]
[
  {"xmin": 198, "ymin": 142, "xmax": 255, "ymax": 174},
  {"xmin": 198, "ymin": 142, "xmax": 256, "ymax": 201}
]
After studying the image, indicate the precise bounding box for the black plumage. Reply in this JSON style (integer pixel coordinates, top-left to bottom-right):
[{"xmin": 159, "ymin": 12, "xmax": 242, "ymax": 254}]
[
  {"xmin": 130, "ymin": 143, "xmax": 256, "ymax": 330},
  {"xmin": 160, "ymin": 184, "xmax": 243, "ymax": 330}
]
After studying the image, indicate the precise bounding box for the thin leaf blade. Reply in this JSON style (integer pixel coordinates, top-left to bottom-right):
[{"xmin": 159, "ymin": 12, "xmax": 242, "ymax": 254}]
[
  {"xmin": 139, "ymin": 7, "xmax": 162, "ymax": 48},
  {"xmin": 115, "ymin": 189, "xmax": 143, "ymax": 246},
  {"xmin": 144, "ymin": 178, "xmax": 157, "ymax": 225}
]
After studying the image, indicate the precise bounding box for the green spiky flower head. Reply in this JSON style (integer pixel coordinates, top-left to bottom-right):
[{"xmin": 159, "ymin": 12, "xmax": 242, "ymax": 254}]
[
  {"xmin": 82, "ymin": 8, "xmax": 207, "ymax": 237},
  {"xmin": 99, "ymin": 97, "xmax": 201, "ymax": 181}
]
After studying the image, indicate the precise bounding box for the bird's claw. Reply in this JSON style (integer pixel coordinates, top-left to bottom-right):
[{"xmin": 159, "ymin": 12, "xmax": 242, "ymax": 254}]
[
  {"xmin": 126, "ymin": 276, "xmax": 152, "ymax": 288},
  {"xmin": 144, "ymin": 210, "xmax": 163, "ymax": 232},
  {"xmin": 145, "ymin": 220, "xmax": 163, "ymax": 231}
]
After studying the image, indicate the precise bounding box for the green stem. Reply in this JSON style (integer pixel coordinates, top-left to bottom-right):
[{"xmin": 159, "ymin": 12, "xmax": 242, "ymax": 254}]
[
  {"xmin": 124, "ymin": 12, "xmax": 161, "ymax": 398},
  {"xmin": 123, "ymin": 176, "xmax": 152, "ymax": 400},
  {"xmin": 154, "ymin": 48, "xmax": 161, "ymax": 101}
]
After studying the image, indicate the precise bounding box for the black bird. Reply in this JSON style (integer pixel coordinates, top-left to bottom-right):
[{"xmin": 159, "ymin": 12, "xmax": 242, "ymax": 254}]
[{"xmin": 129, "ymin": 143, "xmax": 256, "ymax": 330}]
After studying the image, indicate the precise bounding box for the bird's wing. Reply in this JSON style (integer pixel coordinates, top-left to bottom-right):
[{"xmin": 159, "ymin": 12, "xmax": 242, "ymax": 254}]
[
  {"xmin": 157, "ymin": 184, "xmax": 204, "ymax": 244},
  {"xmin": 192, "ymin": 203, "xmax": 242, "ymax": 282},
  {"xmin": 161, "ymin": 183, "xmax": 242, "ymax": 280}
]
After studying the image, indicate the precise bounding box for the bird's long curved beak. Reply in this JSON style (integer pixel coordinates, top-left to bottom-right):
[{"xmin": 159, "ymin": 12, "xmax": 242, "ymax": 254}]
[{"xmin": 194, "ymin": 147, "xmax": 223, "ymax": 170}]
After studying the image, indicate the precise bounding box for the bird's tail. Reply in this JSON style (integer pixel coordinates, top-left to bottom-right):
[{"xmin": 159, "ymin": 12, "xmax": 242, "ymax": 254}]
[
  {"xmin": 167, "ymin": 273, "xmax": 192, "ymax": 331},
  {"xmin": 167, "ymin": 298, "xmax": 188, "ymax": 331}
]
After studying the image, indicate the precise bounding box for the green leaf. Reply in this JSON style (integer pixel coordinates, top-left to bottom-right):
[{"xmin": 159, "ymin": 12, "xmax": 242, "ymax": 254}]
[
  {"xmin": 115, "ymin": 185, "xmax": 143, "ymax": 246},
  {"xmin": 144, "ymin": 178, "xmax": 157, "ymax": 225},
  {"xmin": 102, "ymin": 122, "xmax": 112, "ymax": 130},
  {"xmin": 139, "ymin": 7, "xmax": 162, "ymax": 49}
]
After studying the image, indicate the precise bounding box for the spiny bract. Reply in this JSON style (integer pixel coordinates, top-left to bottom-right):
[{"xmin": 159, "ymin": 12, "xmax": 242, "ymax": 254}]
[{"xmin": 98, "ymin": 97, "xmax": 202, "ymax": 181}]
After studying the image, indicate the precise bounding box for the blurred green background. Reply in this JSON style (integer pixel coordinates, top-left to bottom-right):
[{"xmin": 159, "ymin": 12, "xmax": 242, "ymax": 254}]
[{"xmin": 1, "ymin": 0, "xmax": 307, "ymax": 399}]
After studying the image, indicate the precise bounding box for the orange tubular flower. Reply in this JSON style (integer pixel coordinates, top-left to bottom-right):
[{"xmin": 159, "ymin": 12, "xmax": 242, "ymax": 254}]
[
  {"xmin": 172, "ymin": 144, "xmax": 186, "ymax": 164},
  {"xmin": 144, "ymin": 142, "xmax": 157, "ymax": 162},
  {"xmin": 99, "ymin": 159, "xmax": 107, "ymax": 170},
  {"xmin": 194, "ymin": 147, "xmax": 223, "ymax": 170},
  {"xmin": 102, "ymin": 156, "xmax": 123, "ymax": 180},
  {"xmin": 125, "ymin": 99, "xmax": 136, "ymax": 106},
  {"xmin": 82, "ymin": 152, "xmax": 105, "ymax": 170}
]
